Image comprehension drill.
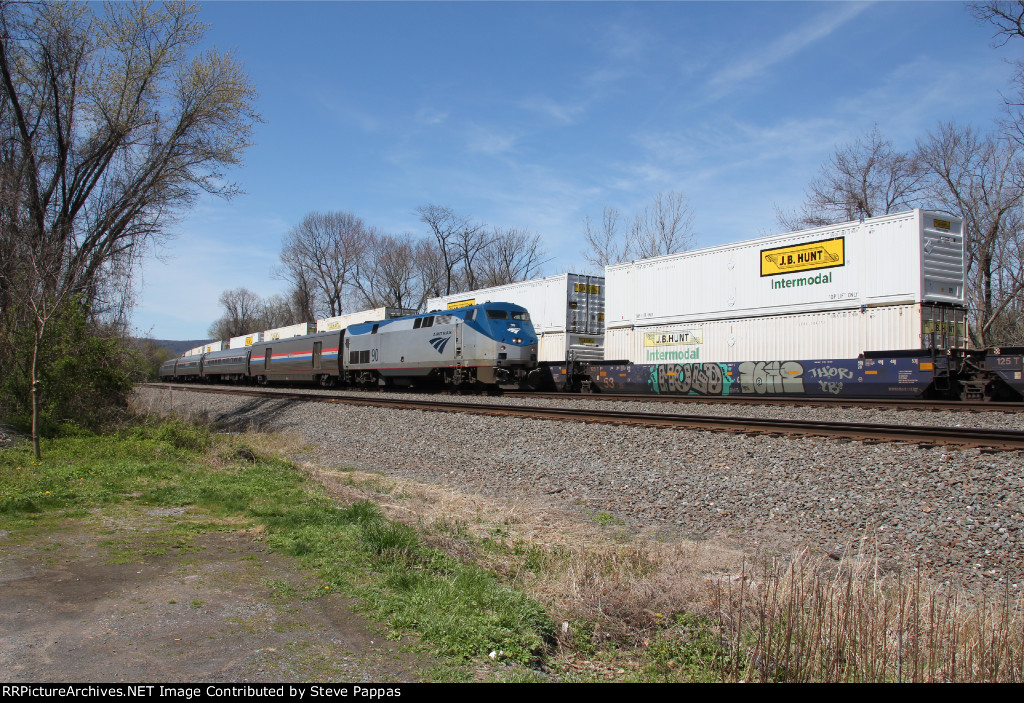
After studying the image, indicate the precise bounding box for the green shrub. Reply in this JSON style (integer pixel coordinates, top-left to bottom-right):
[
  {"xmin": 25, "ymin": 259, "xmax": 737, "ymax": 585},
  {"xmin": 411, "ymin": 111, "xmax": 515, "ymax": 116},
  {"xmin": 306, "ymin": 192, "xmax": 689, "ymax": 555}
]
[{"xmin": 0, "ymin": 297, "xmax": 140, "ymax": 436}]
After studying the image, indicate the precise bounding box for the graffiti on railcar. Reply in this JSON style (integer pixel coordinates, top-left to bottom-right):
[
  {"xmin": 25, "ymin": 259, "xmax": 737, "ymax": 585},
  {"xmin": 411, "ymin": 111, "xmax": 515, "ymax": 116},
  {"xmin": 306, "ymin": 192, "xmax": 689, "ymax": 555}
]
[
  {"xmin": 806, "ymin": 365, "xmax": 853, "ymax": 395},
  {"xmin": 737, "ymin": 360, "xmax": 806, "ymax": 394},
  {"xmin": 647, "ymin": 362, "xmax": 733, "ymax": 395}
]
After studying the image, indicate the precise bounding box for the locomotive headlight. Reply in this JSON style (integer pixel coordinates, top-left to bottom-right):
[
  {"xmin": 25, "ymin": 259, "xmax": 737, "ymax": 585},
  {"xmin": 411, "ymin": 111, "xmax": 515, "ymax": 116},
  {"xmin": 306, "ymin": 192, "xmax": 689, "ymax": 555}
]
[
  {"xmin": 500, "ymin": 345, "xmax": 506, "ymax": 351},
  {"xmin": 512, "ymin": 337, "xmax": 522, "ymax": 344}
]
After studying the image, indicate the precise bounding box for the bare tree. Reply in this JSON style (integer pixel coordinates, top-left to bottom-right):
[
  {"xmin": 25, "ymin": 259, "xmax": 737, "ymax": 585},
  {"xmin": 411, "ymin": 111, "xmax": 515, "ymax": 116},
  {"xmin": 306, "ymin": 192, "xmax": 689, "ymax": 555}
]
[
  {"xmin": 777, "ymin": 126, "xmax": 925, "ymax": 230},
  {"xmin": 282, "ymin": 266, "xmax": 317, "ymax": 323},
  {"xmin": 454, "ymin": 220, "xmax": 491, "ymax": 292},
  {"xmin": 479, "ymin": 227, "xmax": 547, "ymax": 286},
  {"xmin": 971, "ymin": 1, "xmax": 1024, "ymax": 44},
  {"xmin": 207, "ymin": 287, "xmax": 265, "ymax": 339},
  {"xmin": 261, "ymin": 293, "xmax": 299, "ymax": 329},
  {"xmin": 629, "ymin": 190, "xmax": 696, "ymax": 259},
  {"xmin": 917, "ymin": 122, "xmax": 1024, "ymax": 347},
  {"xmin": 582, "ymin": 207, "xmax": 629, "ymax": 270},
  {"xmin": 413, "ymin": 238, "xmax": 448, "ymax": 309},
  {"xmin": 355, "ymin": 230, "xmax": 419, "ymax": 311},
  {"xmin": 972, "ymin": 2, "xmax": 1024, "ymax": 148},
  {"xmin": 415, "ymin": 205, "xmax": 485, "ymax": 295},
  {"xmin": 583, "ymin": 192, "xmax": 695, "ymax": 268},
  {"xmin": 279, "ymin": 210, "xmax": 368, "ymax": 318},
  {"xmin": 0, "ymin": 1, "xmax": 259, "ymax": 457}
]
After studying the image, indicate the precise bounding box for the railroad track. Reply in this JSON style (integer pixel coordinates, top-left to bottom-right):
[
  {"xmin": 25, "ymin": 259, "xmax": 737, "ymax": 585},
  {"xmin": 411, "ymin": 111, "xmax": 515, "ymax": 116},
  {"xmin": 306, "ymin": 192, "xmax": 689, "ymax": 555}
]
[
  {"xmin": 505, "ymin": 391, "xmax": 1024, "ymax": 413},
  {"xmin": 152, "ymin": 383, "xmax": 1024, "ymax": 452}
]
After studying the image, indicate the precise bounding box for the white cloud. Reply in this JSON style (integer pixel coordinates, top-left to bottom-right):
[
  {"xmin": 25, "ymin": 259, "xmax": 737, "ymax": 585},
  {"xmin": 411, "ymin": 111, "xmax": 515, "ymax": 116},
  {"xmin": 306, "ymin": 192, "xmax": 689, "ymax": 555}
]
[
  {"xmin": 519, "ymin": 95, "xmax": 588, "ymax": 125},
  {"xmin": 465, "ymin": 124, "xmax": 518, "ymax": 154},
  {"xmin": 415, "ymin": 107, "xmax": 448, "ymax": 125},
  {"xmin": 707, "ymin": 3, "xmax": 872, "ymax": 100}
]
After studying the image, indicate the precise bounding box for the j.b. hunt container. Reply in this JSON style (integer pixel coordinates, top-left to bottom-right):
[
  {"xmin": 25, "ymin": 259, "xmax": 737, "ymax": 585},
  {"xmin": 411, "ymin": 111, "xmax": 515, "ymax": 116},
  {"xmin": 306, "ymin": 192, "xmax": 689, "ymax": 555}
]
[
  {"xmin": 315, "ymin": 307, "xmax": 415, "ymax": 333},
  {"xmin": 228, "ymin": 332, "xmax": 263, "ymax": 349},
  {"xmin": 605, "ymin": 209, "xmax": 967, "ymax": 363},
  {"xmin": 427, "ymin": 273, "xmax": 605, "ymax": 362}
]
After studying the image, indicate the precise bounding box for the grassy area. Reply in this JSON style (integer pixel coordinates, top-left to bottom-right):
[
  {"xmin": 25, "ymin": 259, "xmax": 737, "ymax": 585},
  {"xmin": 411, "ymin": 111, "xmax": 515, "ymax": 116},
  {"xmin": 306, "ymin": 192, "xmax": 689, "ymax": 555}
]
[
  {"xmin": 0, "ymin": 418, "xmax": 552, "ymax": 681},
  {"xmin": 3, "ymin": 415, "xmax": 1023, "ymax": 682}
]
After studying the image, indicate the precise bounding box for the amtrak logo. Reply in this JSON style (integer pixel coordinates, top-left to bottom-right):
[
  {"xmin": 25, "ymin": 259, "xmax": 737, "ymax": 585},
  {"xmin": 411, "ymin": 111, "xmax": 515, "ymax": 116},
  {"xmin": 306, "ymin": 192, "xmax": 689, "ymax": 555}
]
[
  {"xmin": 429, "ymin": 336, "xmax": 451, "ymax": 354},
  {"xmin": 507, "ymin": 324, "xmax": 521, "ymax": 334}
]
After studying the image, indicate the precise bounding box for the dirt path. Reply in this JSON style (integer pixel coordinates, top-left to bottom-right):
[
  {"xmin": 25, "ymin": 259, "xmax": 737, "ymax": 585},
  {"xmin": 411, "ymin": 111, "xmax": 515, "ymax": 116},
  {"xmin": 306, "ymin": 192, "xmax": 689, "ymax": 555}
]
[{"xmin": 0, "ymin": 508, "xmax": 431, "ymax": 683}]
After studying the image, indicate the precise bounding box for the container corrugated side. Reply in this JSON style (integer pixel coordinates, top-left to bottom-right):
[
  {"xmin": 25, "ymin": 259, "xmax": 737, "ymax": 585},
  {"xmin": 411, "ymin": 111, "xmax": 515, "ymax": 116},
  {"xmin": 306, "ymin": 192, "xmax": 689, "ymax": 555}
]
[
  {"xmin": 615, "ymin": 304, "xmax": 926, "ymax": 364},
  {"xmin": 263, "ymin": 322, "xmax": 315, "ymax": 341},
  {"xmin": 317, "ymin": 308, "xmax": 388, "ymax": 332},
  {"xmin": 229, "ymin": 331, "xmax": 263, "ymax": 348},
  {"xmin": 426, "ymin": 273, "xmax": 605, "ymax": 335},
  {"xmin": 606, "ymin": 210, "xmax": 965, "ymax": 329},
  {"xmin": 534, "ymin": 332, "xmax": 606, "ymax": 362},
  {"xmin": 428, "ymin": 275, "xmax": 570, "ymax": 332}
]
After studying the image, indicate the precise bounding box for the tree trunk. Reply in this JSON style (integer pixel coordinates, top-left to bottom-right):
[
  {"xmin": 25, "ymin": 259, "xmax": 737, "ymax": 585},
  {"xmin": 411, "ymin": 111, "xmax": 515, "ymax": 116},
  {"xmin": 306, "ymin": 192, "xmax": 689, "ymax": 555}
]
[{"xmin": 31, "ymin": 320, "xmax": 44, "ymax": 460}]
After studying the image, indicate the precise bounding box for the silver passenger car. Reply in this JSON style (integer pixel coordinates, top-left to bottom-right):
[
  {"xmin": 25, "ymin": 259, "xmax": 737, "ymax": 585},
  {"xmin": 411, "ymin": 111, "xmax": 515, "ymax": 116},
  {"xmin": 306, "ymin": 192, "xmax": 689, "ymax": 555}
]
[{"xmin": 248, "ymin": 330, "xmax": 343, "ymax": 385}]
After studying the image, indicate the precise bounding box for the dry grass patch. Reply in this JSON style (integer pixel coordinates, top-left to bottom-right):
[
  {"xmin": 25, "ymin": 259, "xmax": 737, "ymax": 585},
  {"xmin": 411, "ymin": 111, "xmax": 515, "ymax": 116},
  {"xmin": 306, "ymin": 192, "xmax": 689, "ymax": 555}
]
[
  {"xmin": 246, "ymin": 430, "xmax": 1024, "ymax": 682},
  {"xmin": 309, "ymin": 461, "xmax": 748, "ymax": 652}
]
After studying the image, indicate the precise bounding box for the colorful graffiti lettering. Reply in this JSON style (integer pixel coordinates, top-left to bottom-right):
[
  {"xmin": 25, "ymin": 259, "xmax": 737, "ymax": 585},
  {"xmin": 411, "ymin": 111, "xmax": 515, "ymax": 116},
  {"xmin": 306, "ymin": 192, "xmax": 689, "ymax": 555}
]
[
  {"xmin": 807, "ymin": 365, "xmax": 852, "ymax": 394},
  {"xmin": 737, "ymin": 360, "xmax": 806, "ymax": 394},
  {"xmin": 647, "ymin": 363, "xmax": 733, "ymax": 395}
]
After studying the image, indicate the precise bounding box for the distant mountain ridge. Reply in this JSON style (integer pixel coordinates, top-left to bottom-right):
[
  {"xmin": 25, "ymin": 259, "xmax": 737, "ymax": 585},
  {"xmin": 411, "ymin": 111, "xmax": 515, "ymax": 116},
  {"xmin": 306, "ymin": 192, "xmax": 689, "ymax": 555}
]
[{"xmin": 139, "ymin": 339, "xmax": 213, "ymax": 356}]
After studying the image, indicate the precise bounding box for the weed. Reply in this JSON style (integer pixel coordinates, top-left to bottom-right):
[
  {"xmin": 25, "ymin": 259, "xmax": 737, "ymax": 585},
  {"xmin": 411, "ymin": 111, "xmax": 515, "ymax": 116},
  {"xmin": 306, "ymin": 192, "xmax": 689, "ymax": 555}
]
[
  {"xmin": 642, "ymin": 612, "xmax": 737, "ymax": 682},
  {"xmin": 594, "ymin": 512, "xmax": 624, "ymax": 527}
]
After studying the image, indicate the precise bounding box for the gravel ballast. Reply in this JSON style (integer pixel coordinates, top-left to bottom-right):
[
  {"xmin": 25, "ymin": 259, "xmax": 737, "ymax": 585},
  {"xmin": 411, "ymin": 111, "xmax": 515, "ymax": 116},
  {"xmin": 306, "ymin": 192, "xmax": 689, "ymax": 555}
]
[{"xmin": 134, "ymin": 385, "xmax": 1024, "ymax": 595}]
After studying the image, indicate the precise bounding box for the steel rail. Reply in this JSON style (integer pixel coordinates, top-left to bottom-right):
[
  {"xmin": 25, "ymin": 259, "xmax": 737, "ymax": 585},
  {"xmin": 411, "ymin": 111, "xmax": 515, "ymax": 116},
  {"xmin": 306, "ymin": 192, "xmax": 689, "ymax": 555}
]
[
  {"xmin": 505, "ymin": 391, "xmax": 1024, "ymax": 413},
  {"xmin": 151, "ymin": 383, "xmax": 1024, "ymax": 451}
]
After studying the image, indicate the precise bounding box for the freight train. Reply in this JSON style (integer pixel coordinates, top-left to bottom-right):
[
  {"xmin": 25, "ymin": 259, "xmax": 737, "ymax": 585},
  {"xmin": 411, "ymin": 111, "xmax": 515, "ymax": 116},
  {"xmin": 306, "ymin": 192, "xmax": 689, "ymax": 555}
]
[
  {"xmin": 427, "ymin": 210, "xmax": 1024, "ymax": 402},
  {"xmin": 159, "ymin": 302, "xmax": 540, "ymax": 391},
  {"xmin": 160, "ymin": 209, "xmax": 1024, "ymax": 402}
]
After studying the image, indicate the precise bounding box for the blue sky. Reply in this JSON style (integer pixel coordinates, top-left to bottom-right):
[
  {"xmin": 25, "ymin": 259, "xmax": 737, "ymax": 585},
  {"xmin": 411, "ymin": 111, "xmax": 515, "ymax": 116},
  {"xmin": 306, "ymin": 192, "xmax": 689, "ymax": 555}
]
[{"xmin": 136, "ymin": 0, "xmax": 1021, "ymax": 340}]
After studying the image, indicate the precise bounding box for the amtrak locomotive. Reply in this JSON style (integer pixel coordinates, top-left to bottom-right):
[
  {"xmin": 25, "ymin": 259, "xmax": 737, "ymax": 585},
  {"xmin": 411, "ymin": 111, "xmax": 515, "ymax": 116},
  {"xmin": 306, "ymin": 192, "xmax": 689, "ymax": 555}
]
[{"xmin": 159, "ymin": 302, "xmax": 539, "ymax": 391}]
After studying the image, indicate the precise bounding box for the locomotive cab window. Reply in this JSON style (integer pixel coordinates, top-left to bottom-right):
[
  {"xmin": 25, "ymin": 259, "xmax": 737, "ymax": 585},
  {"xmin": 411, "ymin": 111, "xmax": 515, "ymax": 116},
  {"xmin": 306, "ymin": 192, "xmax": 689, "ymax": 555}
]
[
  {"xmin": 422, "ymin": 317, "xmax": 434, "ymax": 328},
  {"xmin": 510, "ymin": 311, "xmax": 530, "ymax": 321},
  {"xmin": 413, "ymin": 318, "xmax": 422, "ymax": 329},
  {"xmin": 486, "ymin": 309, "xmax": 508, "ymax": 319}
]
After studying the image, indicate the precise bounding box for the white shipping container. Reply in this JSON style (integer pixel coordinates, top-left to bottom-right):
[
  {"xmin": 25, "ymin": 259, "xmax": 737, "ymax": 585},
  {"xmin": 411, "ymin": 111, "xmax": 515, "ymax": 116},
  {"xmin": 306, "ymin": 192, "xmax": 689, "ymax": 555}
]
[
  {"xmin": 201, "ymin": 341, "xmax": 223, "ymax": 354},
  {"xmin": 606, "ymin": 303, "xmax": 967, "ymax": 364},
  {"xmin": 316, "ymin": 307, "xmax": 414, "ymax": 332},
  {"xmin": 426, "ymin": 273, "xmax": 605, "ymax": 362},
  {"xmin": 228, "ymin": 332, "xmax": 264, "ymax": 349},
  {"xmin": 263, "ymin": 322, "xmax": 315, "ymax": 341},
  {"xmin": 606, "ymin": 209, "xmax": 965, "ymax": 330}
]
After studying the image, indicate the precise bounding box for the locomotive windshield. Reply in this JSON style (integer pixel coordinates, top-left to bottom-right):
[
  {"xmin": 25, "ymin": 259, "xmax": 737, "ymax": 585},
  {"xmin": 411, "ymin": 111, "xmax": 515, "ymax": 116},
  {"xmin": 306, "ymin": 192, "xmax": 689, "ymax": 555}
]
[{"xmin": 485, "ymin": 309, "xmax": 531, "ymax": 321}]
